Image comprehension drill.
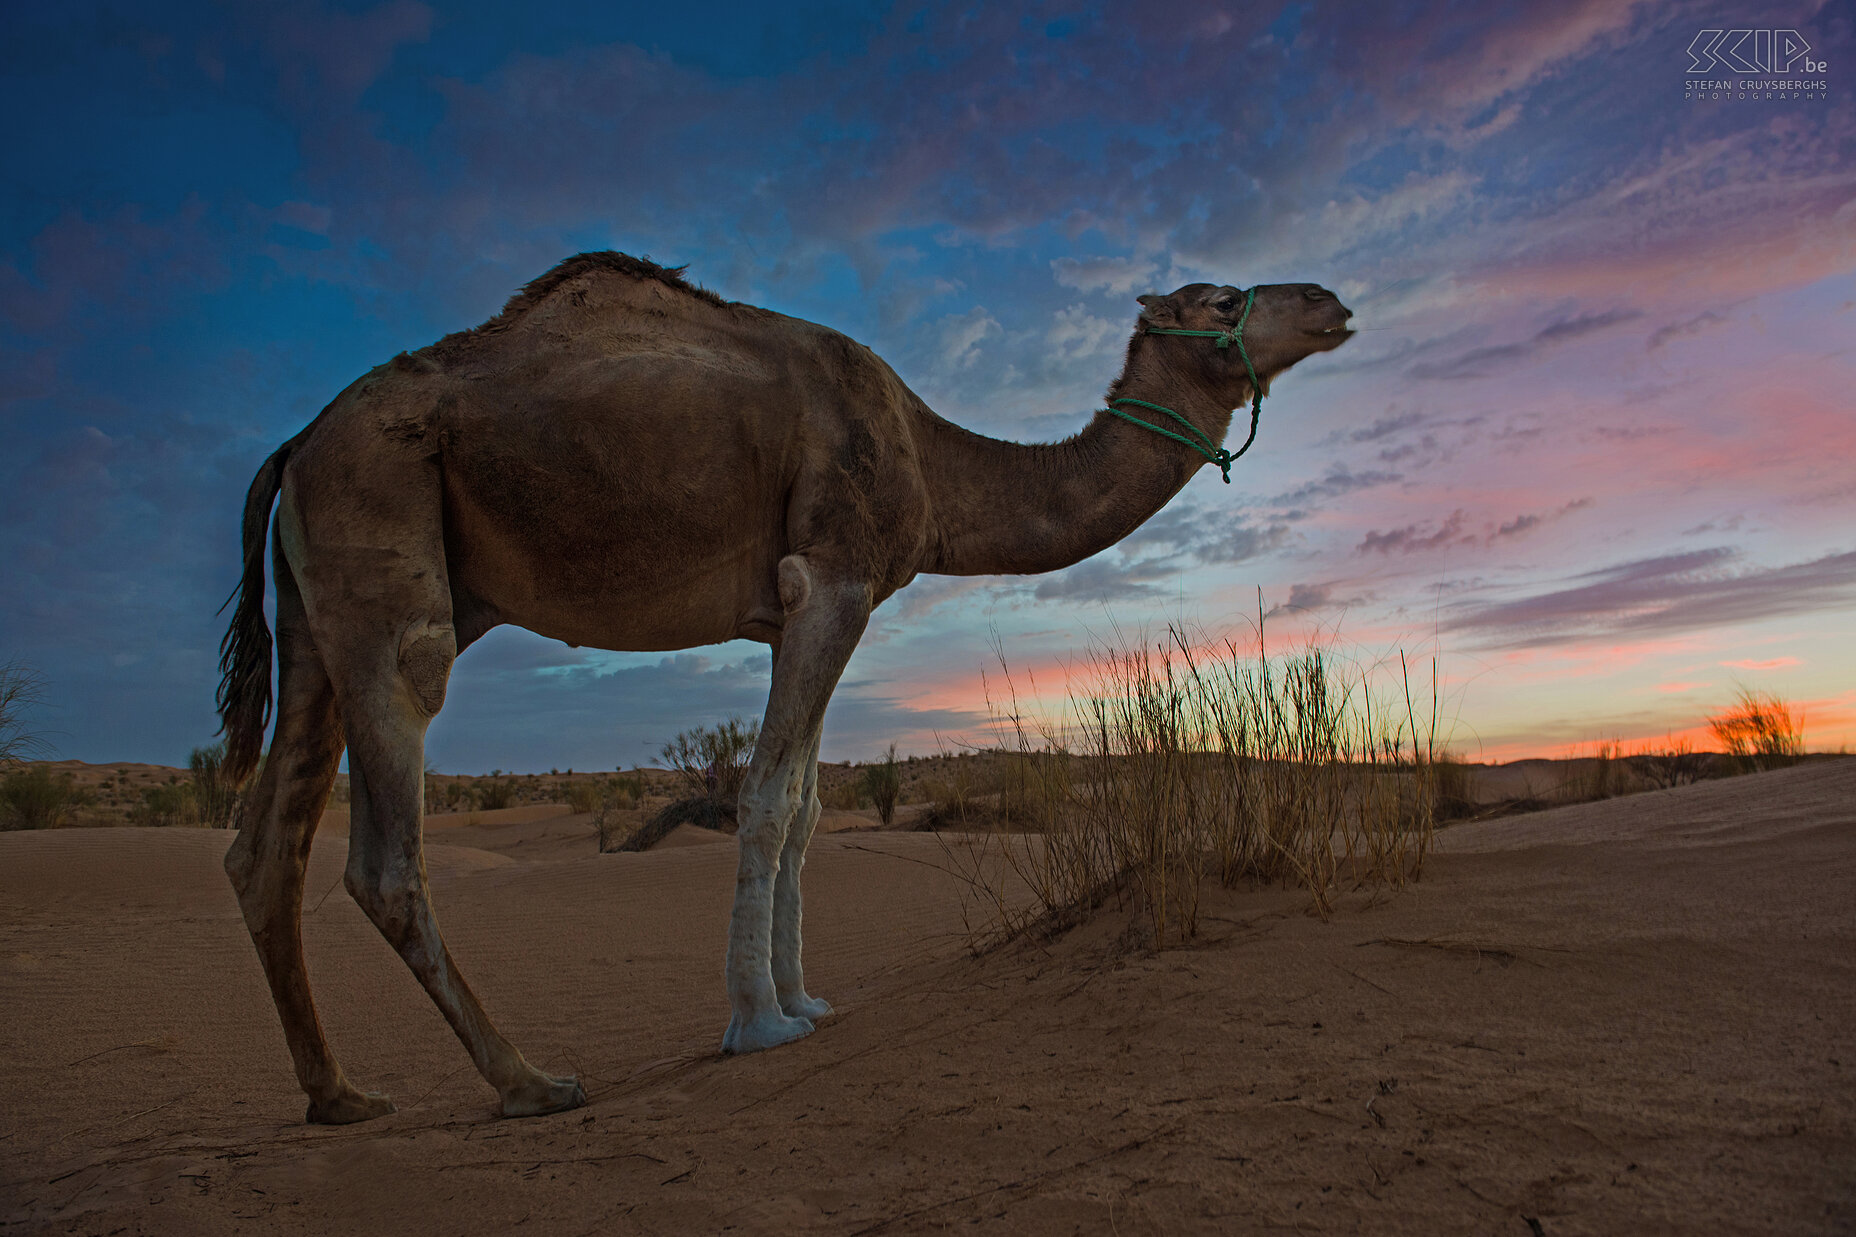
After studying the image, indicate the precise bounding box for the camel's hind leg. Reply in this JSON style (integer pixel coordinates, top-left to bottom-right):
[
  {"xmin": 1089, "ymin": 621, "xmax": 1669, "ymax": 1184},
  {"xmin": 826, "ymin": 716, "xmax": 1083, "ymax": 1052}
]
[
  {"xmin": 319, "ymin": 626, "xmax": 582, "ymax": 1118},
  {"xmin": 224, "ymin": 562, "xmax": 391, "ymax": 1124},
  {"xmin": 292, "ymin": 505, "xmax": 583, "ymax": 1118}
]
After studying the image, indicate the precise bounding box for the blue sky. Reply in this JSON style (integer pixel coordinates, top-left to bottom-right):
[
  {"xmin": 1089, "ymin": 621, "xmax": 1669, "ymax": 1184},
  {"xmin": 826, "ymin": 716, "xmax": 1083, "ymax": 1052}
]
[{"xmin": 3, "ymin": 1, "xmax": 1852, "ymax": 772}]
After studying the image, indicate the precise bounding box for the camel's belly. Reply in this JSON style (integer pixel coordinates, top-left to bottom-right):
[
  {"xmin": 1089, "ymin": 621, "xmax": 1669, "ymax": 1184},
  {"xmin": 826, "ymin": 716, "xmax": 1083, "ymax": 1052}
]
[{"xmin": 441, "ymin": 463, "xmax": 786, "ymax": 652}]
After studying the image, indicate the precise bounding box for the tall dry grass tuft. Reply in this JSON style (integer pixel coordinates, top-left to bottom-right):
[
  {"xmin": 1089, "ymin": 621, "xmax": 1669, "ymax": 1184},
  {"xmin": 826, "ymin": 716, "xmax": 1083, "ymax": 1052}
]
[
  {"xmin": 1557, "ymin": 740, "xmax": 1633, "ymax": 804},
  {"xmin": 1708, "ymin": 688, "xmax": 1804, "ymax": 773},
  {"xmin": 951, "ymin": 623, "xmax": 1443, "ymax": 949}
]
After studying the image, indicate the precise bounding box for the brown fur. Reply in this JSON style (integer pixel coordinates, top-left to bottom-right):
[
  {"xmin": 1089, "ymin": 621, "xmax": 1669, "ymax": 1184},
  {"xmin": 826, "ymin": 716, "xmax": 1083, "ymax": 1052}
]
[{"xmin": 216, "ymin": 252, "xmax": 1352, "ymax": 1121}]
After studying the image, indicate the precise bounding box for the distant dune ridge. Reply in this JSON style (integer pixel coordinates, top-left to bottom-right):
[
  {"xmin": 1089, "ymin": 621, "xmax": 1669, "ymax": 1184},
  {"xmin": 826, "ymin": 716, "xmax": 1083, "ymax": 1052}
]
[{"xmin": 2, "ymin": 759, "xmax": 1851, "ymax": 1233}]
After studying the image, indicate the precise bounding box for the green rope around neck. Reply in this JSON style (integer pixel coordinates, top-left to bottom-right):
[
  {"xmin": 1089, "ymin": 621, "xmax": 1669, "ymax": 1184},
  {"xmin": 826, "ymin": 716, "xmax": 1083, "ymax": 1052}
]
[{"xmin": 1105, "ymin": 286, "xmax": 1263, "ymax": 484}]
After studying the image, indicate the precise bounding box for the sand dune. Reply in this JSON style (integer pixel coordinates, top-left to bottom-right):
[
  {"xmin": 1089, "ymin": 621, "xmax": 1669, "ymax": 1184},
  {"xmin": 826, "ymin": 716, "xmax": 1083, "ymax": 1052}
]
[{"xmin": 3, "ymin": 762, "xmax": 1851, "ymax": 1234}]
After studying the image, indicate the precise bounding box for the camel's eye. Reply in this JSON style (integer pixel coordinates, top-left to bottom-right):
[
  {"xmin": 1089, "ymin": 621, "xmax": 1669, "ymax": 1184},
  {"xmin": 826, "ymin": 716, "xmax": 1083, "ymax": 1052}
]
[{"xmin": 1211, "ymin": 293, "xmax": 1238, "ymax": 312}]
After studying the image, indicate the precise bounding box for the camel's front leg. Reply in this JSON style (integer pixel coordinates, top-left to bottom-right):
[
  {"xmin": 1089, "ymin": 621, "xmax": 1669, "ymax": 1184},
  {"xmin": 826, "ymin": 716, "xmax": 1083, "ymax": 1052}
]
[
  {"xmin": 722, "ymin": 559, "xmax": 868, "ymax": 1055},
  {"xmin": 772, "ymin": 727, "xmax": 832, "ymax": 1021}
]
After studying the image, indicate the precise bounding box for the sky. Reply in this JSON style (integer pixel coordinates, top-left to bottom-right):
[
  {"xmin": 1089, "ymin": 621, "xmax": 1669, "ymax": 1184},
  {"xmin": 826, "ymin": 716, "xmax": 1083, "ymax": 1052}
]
[{"xmin": 2, "ymin": 0, "xmax": 1852, "ymax": 773}]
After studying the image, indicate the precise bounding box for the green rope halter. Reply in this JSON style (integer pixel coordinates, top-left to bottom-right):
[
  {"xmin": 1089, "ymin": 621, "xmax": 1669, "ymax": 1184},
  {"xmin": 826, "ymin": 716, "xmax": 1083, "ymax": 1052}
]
[{"xmin": 1104, "ymin": 286, "xmax": 1263, "ymax": 484}]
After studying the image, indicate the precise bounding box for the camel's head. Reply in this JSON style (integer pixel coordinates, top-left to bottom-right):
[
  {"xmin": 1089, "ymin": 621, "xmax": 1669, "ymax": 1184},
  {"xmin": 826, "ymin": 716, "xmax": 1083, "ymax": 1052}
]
[{"xmin": 1135, "ymin": 281, "xmax": 1353, "ymax": 404}]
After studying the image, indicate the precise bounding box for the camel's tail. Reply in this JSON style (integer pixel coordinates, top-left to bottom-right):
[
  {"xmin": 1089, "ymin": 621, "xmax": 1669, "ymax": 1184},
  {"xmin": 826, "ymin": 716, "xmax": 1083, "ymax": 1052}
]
[{"xmin": 217, "ymin": 441, "xmax": 293, "ymax": 788}]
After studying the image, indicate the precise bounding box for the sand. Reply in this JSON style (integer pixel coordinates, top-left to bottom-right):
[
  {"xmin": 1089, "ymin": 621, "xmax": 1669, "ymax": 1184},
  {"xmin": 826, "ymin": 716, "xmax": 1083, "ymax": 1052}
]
[{"xmin": 2, "ymin": 761, "xmax": 1851, "ymax": 1234}]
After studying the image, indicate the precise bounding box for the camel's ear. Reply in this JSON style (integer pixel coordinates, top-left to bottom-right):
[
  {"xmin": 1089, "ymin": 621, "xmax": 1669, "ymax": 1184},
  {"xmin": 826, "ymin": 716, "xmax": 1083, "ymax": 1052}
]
[{"xmin": 1136, "ymin": 293, "xmax": 1178, "ymax": 326}]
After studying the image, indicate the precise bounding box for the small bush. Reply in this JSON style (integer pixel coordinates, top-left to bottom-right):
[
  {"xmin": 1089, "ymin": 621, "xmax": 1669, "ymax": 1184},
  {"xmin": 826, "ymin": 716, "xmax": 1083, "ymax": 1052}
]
[
  {"xmin": 1, "ymin": 765, "xmax": 91, "ymax": 829},
  {"xmin": 861, "ymin": 744, "xmax": 903, "ymax": 826},
  {"xmin": 475, "ymin": 777, "xmax": 517, "ymax": 811},
  {"xmin": 132, "ymin": 781, "xmax": 194, "ymax": 827},
  {"xmin": 189, "ymin": 742, "xmax": 241, "ymax": 828},
  {"xmin": 1708, "ymin": 689, "xmax": 1804, "ymax": 773},
  {"xmin": 659, "ymin": 717, "xmax": 760, "ymax": 803},
  {"xmin": 566, "ymin": 779, "xmax": 606, "ymax": 815},
  {"xmin": 1628, "ymin": 736, "xmax": 1711, "ymax": 788},
  {"xmin": 822, "ymin": 780, "xmax": 862, "ymax": 811}
]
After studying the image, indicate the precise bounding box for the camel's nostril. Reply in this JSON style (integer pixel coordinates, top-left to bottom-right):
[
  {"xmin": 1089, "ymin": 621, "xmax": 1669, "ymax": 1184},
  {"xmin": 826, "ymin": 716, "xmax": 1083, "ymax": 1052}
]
[{"xmin": 1304, "ymin": 286, "xmax": 1334, "ymax": 301}]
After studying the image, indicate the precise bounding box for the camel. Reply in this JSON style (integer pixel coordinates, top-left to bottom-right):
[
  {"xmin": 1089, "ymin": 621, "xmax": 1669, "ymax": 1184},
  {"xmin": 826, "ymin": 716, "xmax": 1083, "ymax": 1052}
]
[{"xmin": 216, "ymin": 251, "xmax": 1353, "ymax": 1123}]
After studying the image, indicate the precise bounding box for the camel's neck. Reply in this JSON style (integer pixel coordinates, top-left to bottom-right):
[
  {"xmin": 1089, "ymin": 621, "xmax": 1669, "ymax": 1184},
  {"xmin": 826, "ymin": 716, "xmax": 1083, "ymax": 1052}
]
[{"xmin": 919, "ymin": 385, "xmax": 1234, "ymax": 577}]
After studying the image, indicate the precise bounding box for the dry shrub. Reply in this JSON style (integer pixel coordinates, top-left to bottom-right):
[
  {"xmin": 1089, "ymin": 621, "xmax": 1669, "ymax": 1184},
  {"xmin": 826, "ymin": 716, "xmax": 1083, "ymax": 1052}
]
[
  {"xmin": 0, "ymin": 661, "xmax": 50, "ymax": 766},
  {"xmin": 1708, "ymin": 688, "xmax": 1804, "ymax": 773},
  {"xmin": 822, "ymin": 780, "xmax": 862, "ymax": 811},
  {"xmin": 189, "ymin": 742, "xmax": 241, "ymax": 829},
  {"xmin": 660, "ymin": 717, "xmax": 759, "ymax": 803},
  {"xmin": 949, "ymin": 625, "xmax": 1442, "ymax": 949},
  {"xmin": 1628, "ymin": 735, "xmax": 1711, "ymax": 788},
  {"xmin": 566, "ymin": 779, "xmax": 606, "ymax": 815},
  {"xmin": 1, "ymin": 765, "xmax": 91, "ymax": 830},
  {"xmin": 861, "ymin": 745, "xmax": 902, "ymax": 826},
  {"xmin": 475, "ymin": 777, "xmax": 517, "ymax": 810},
  {"xmin": 1429, "ymin": 749, "xmax": 1477, "ymax": 821}
]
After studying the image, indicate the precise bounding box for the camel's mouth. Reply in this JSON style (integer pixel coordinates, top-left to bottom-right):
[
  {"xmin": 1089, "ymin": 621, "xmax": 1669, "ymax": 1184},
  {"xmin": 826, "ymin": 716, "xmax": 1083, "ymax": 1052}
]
[{"xmin": 1302, "ymin": 319, "xmax": 1355, "ymax": 348}]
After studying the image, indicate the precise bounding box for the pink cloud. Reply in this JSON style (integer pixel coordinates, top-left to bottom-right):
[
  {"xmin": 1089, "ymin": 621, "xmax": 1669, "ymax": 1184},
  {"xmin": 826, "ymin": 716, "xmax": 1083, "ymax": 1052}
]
[{"xmin": 1721, "ymin": 657, "xmax": 1802, "ymax": 670}]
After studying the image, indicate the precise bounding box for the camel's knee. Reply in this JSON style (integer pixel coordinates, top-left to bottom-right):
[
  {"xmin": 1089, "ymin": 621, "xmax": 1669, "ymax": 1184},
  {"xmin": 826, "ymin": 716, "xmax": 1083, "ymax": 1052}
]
[
  {"xmin": 343, "ymin": 862, "xmax": 422, "ymax": 946},
  {"xmin": 785, "ymin": 791, "xmax": 822, "ymax": 854},
  {"xmin": 737, "ymin": 781, "xmax": 803, "ymax": 876},
  {"xmin": 397, "ymin": 621, "xmax": 455, "ymax": 717}
]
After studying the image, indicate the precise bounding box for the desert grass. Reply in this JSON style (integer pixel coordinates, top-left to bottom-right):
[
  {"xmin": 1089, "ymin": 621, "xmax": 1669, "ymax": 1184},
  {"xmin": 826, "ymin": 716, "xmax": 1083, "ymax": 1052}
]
[
  {"xmin": 1556, "ymin": 740, "xmax": 1635, "ymax": 804},
  {"xmin": 1709, "ymin": 687, "xmax": 1805, "ymax": 773},
  {"xmin": 945, "ymin": 624, "xmax": 1445, "ymax": 949}
]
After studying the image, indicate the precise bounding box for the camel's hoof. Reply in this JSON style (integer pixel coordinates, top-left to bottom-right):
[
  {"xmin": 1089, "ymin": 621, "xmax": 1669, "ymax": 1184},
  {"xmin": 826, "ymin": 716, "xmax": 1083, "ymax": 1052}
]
[
  {"xmin": 306, "ymin": 1088, "xmax": 396, "ymax": 1125},
  {"xmin": 780, "ymin": 993, "xmax": 834, "ymax": 1021},
  {"xmin": 722, "ymin": 1009, "xmax": 815, "ymax": 1055},
  {"xmin": 500, "ymin": 1072, "xmax": 586, "ymax": 1119}
]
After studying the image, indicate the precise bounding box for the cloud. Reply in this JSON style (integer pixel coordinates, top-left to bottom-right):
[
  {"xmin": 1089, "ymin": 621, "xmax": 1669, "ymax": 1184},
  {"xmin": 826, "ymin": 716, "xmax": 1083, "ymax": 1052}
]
[
  {"xmin": 1647, "ymin": 309, "xmax": 1728, "ymax": 350},
  {"xmin": 1120, "ymin": 504, "xmax": 1292, "ymax": 566},
  {"xmin": 1443, "ymin": 547, "xmax": 1856, "ymax": 648},
  {"xmin": 1266, "ymin": 581, "xmax": 1369, "ymax": 618},
  {"xmin": 1051, "ymin": 255, "xmax": 1158, "ymax": 297},
  {"xmin": 1358, "ymin": 510, "xmax": 1470, "ymax": 555},
  {"xmin": 1410, "ymin": 308, "xmax": 1643, "ymax": 379},
  {"xmin": 1720, "ymin": 657, "xmax": 1801, "ymax": 671},
  {"xmin": 1490, "ymin": 497, "xmax": 1593, "ymax": 541},
  {"xmin": 936, "ymin": 306, "xmax": 1003, "ymax": 371},
  {"xmin": 266, "ymin": 1, "xmax": 433, "ymax": 108},
  {"xmin": 1032, "ymin": 554, "xmax": 1181, "ymax": 603},
  {"xmin": 1273, "ymin": 466, "xmax": 1402, "ymax": 508}
]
